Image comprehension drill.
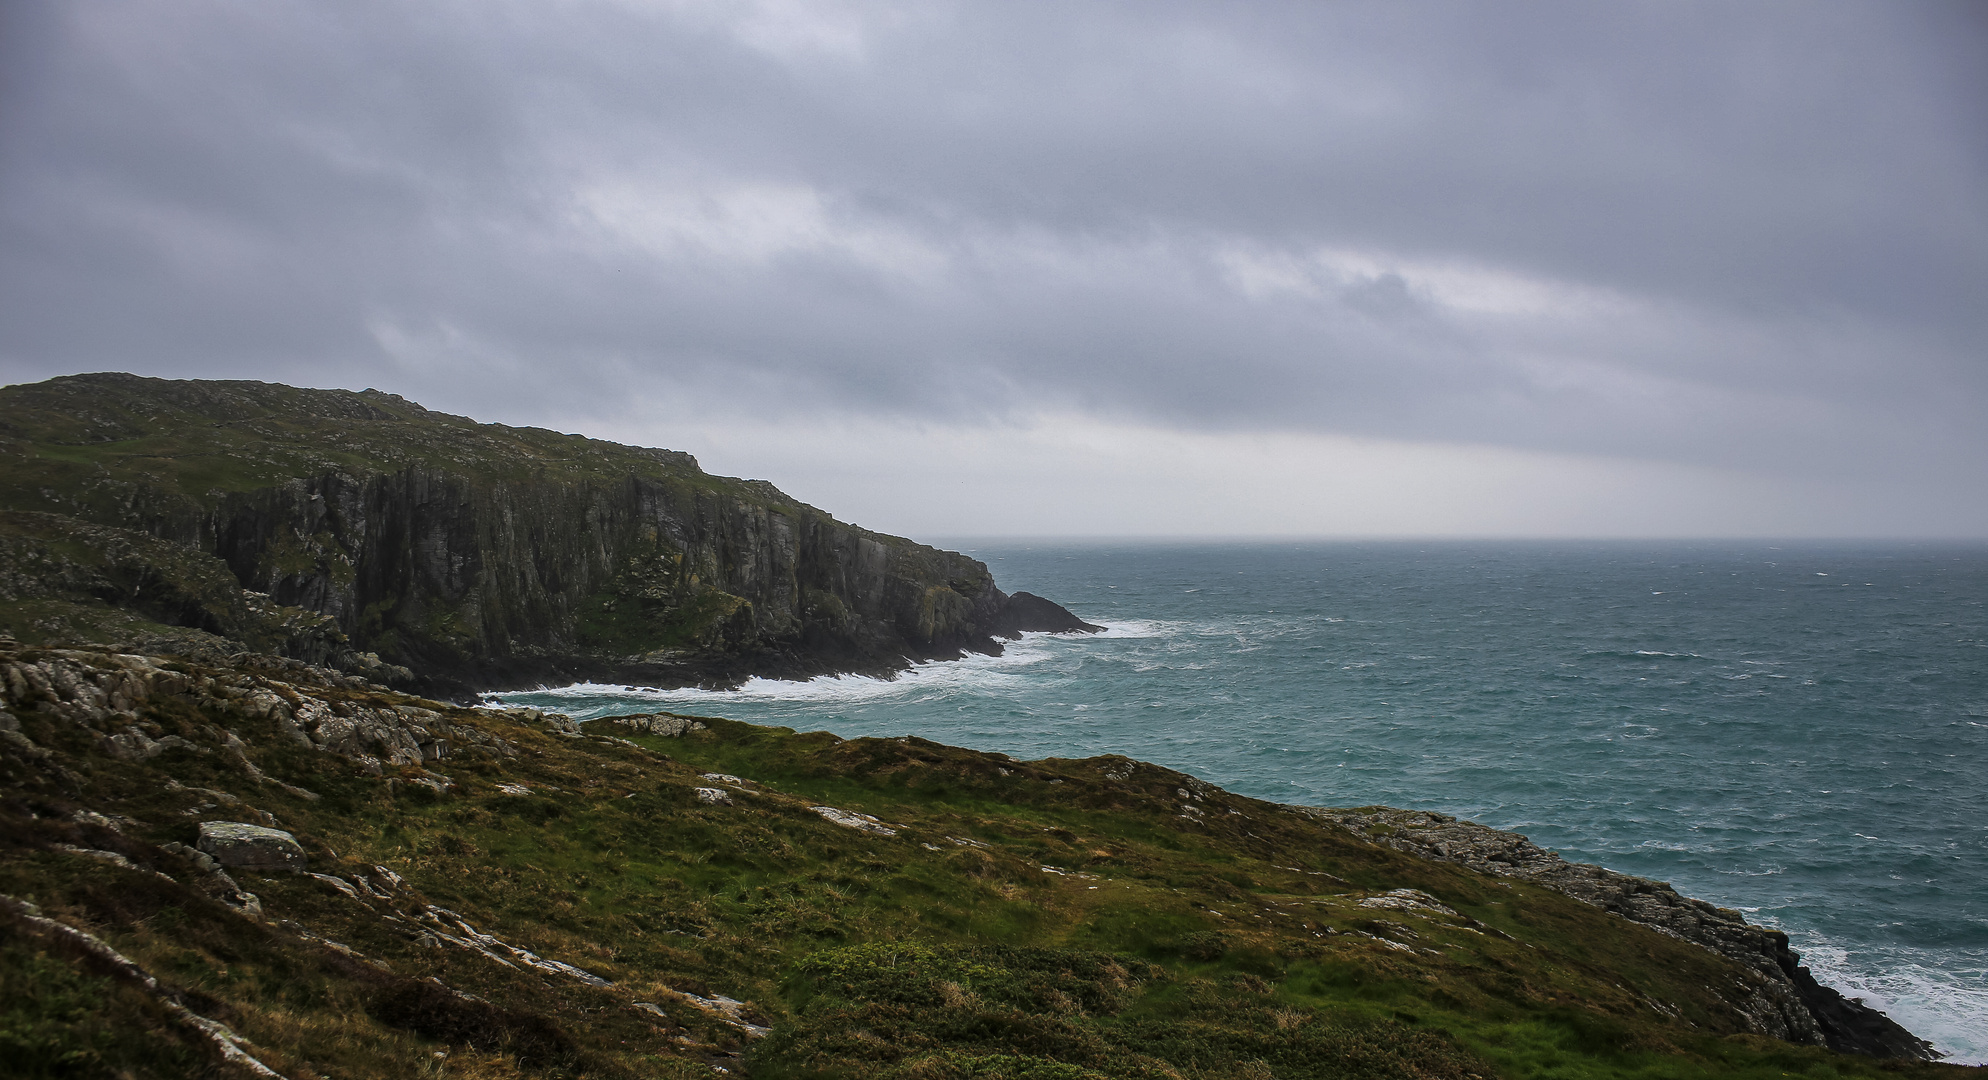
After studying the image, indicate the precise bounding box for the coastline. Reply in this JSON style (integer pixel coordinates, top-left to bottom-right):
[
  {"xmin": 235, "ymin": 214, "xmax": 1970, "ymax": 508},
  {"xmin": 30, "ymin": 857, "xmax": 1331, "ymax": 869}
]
[
  {"xmin": 1305, "ymin": 807, "xmax": 1936, "ymax": 1059},
  {"xmin": 1, "ymin": 638, "xmax": 1972, "ymax": 1075},
  {"xmin": 503, "ymin": 681, "xmax": 1944, "ymax": 1061}
]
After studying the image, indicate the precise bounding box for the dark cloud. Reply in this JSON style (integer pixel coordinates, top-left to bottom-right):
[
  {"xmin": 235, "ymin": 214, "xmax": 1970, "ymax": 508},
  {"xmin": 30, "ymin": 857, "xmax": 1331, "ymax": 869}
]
[{"xmin": 1, "ymin": 0, "xmax": 1982, "ymax": 505}]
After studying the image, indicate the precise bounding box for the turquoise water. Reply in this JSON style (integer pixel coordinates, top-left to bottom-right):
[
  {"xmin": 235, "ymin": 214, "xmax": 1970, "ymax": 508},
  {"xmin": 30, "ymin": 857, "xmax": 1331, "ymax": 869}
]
[{"xmin": 500, "ymin": 541, "xmax": 1988, "ymax": 1061}]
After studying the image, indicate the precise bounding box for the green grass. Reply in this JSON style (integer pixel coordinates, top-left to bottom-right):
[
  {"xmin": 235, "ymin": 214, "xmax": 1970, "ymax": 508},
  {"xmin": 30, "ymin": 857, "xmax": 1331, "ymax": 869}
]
[{"xmin": 0, "ymin": 645, "xmax": 1979, "ymax": 1078}]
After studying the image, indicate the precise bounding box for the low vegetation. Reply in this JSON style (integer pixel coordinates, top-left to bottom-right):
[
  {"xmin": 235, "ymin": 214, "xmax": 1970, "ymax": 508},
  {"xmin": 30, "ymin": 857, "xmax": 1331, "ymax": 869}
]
[{"xmin": 1, "ymin": 641, "xmax": 1978, "ymax": 1078}]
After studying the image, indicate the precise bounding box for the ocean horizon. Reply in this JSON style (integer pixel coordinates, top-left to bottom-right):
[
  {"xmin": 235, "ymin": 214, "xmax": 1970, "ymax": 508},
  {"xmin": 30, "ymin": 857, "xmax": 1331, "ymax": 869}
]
[{"xmin": 500, "ymin": 539, "xmax": 1988, "ymax": 1062}]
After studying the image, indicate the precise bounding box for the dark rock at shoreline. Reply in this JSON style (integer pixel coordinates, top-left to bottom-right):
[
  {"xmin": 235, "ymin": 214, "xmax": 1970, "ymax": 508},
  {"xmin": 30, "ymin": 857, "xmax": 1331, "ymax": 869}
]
[
  {"xmin": 0, "ymin": 374, "xmax": 1096, "ymax": 698},
  {"xmin": 987, "ymin": 591, "xmax": 1104, "ymax": 637},
  {"xmin": 1307, "ymin": 806, "xmax": 1938, "ymax": 1060}
]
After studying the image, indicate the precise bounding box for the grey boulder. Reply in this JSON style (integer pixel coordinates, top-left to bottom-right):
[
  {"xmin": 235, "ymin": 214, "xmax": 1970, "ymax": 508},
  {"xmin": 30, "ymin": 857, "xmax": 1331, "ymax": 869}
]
[{"xmin": 196, "ymin": 821, "xmax": 308, "ymax": 871}]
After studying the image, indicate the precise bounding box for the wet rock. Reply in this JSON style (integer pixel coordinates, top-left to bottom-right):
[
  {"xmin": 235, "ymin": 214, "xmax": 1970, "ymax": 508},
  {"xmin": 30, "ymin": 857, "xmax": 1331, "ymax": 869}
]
[
  {"xmin": 986, "ymin": 591, "xmax": 1104, "ymax": 637},
  {"xmin": 196, "ymin": 821, "xmax": 308, "ymax": 872}
]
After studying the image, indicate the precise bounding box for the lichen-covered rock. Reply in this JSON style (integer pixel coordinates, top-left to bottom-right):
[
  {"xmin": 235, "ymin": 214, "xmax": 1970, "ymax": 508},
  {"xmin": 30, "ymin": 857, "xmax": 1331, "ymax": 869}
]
[
  {"xmin": 606, "ymin": 713, "xmax": 705, "ymax": 737},
  {"xmin": 197, "ymin": 821, "xmax": 308, "ymax": 871},
  {"xmin": 0, "ymin": 644, "xmax": 514, "ymax": 776},
  {"xmin": 1356, "ymin": 889, "xmax": 1458, "ymax": 917},
  {"xmin": 811, "ymin": 806, "xmax": 896, "ymax": 836},
  {"xmin": 487, "ymin": 706, "xmax": 581, "ymax": 734}
]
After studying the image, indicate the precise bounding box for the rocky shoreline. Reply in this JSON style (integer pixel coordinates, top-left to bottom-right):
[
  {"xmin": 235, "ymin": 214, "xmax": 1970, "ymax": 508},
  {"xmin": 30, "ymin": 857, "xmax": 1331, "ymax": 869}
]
[
  {"xmin": 1303, "ymin": 806, "xmax": 1936, "ymax": 1060},
  {"xmin": 0, "ymin": 374, "xmax": 1102, "ymax": 700},
  {"xmin": 0, "ymin": 636, "xmax": 1963, "ymax": 1073},
  {"xmin": 0, "ymin": 372, "xmax": 1957, "ymax": 1070},
  {"xmin": 2, "ymin": 634, "xmax": 1939, "ymax": 1060}
]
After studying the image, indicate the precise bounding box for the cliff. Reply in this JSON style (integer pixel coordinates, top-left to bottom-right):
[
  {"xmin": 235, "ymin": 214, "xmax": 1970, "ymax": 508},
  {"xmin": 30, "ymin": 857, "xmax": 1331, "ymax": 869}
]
[
  {"xmin": 0, "ymin": 641, "xmax": 1973, "ymax": 1079},
  {"xmin": 0, "ymin": 373, "xmax": 1096, "ymax": 696}
]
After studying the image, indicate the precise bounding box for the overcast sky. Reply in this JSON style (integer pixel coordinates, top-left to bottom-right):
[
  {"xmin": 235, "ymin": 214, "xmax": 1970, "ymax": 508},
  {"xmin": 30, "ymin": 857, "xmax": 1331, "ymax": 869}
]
[{"xmin": 2, "ymin": 1, "xmax": 1983, "ymax": 538}]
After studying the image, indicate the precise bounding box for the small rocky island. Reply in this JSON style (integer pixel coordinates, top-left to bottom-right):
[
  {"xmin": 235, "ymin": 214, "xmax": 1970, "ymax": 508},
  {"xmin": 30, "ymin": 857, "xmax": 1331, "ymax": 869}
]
[{"xmin": 0, "ymin": 374, "xmax": 1964, "ymax": 1079}]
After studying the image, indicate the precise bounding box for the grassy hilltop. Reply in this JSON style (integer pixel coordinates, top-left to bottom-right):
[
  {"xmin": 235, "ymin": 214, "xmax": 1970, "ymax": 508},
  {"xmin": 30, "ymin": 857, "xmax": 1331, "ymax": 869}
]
[{"xmin": 1, "ymin": 641, "xmax": 1977, "ymax": 1080}]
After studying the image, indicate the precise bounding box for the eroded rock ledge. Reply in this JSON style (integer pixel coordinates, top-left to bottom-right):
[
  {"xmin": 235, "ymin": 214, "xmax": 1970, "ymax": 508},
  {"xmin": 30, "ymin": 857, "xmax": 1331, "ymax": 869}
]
[{"xmin": 1301, "ymin": 806, "xmax": 1937, "ymax": 1060}]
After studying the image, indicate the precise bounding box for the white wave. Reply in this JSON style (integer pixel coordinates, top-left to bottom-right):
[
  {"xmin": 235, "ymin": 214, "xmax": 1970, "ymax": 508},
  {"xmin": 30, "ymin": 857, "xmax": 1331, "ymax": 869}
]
[
  {"xmin": 1088, "ymin": 618, "xmax": 1182, "ymax": 639},
  {"xmin": 1796, "ymin": 938, "xmax": 1988, "ymax": 1065},
  {"xmin": 495, "ymin": 626, "xmax": 1139, "ymax": 717}
]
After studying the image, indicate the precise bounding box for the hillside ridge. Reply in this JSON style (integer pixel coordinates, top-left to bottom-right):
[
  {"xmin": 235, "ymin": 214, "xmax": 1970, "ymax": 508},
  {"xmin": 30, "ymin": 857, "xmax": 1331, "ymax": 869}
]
[
  {"xmin": 0, "ymin": 373, "xmax": 1098, "ymax": 697},
  {"xmin": 0, "ymin": 639, "xmax": 1965, "ymax": 1079}
]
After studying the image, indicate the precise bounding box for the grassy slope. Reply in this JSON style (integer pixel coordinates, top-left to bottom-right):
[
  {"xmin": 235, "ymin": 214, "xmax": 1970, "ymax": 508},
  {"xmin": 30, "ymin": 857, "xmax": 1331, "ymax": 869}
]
[
  {"xmin": 0, "ymin": 373, "xmax": 740, "ymax": 510},
  {"xmin": 0, "ymin": 372, "xmax": 807, "ymax": 591},
  {"xmin": 2, "ymin": 647, "xmax": 1980, "ymax": 1079}
]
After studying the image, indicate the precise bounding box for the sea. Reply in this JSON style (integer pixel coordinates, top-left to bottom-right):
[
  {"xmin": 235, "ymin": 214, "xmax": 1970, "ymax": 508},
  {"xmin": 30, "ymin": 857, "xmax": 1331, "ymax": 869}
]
[{"xmin": 496, "ymin": 541, "xmax": 1988, "ymax": 1062}]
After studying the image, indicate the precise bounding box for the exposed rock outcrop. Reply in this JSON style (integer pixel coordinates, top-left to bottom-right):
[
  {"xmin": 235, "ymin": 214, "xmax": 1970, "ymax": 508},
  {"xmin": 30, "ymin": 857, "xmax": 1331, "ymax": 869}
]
[
  {"xmin": 0, "ymin": 643, "xmax": 511, "ymax": 793},
  {"xmin": 0, "ymin": 640, "xmax": 1955, "ymax": 1074},
  {"xmin": 987, "ymin": 591, "xmax": 1104, "ymax": 637},
  {"xmin": 197, "ymin": 822, "xmax": 308, "ymax": 871},
  {"xmin": 1304, "ymin": 806, "xmax": 1937, "ymax": 1060},
  {"xmin": 0, "ymin": 374, "xmax": 1100, "ymax": 696}
]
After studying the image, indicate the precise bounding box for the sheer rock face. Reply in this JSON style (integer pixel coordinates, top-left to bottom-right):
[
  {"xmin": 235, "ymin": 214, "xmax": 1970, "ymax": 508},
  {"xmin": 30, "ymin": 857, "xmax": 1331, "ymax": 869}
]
[
  {"xmin": 1306, "ymin": 807, "xmax": 1937, "ymax": 1060},
  {"xmin": 0, "ymin": 374, "xmax": 1097, "ymax": 695}
]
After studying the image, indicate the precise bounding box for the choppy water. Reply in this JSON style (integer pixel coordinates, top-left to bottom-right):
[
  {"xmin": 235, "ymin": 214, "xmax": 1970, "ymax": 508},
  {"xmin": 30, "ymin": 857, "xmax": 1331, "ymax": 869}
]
[{"xmin": 500, "ymin": 541, "xmax": 1988, "ymax": 1061}]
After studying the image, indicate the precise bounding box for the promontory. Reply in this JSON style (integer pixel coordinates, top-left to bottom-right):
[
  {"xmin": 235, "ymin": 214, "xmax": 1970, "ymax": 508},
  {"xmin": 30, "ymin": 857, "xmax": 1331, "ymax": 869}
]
[{"xmin": 0, "ymin": 373, "xmax": 1968, "ymax": 1080}]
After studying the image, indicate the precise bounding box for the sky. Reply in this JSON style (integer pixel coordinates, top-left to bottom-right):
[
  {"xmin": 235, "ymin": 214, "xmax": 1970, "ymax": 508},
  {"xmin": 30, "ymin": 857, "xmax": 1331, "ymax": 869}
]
[{"xmin": 1, "ymin": 0, "xmax": 1983, "ymax": 539}]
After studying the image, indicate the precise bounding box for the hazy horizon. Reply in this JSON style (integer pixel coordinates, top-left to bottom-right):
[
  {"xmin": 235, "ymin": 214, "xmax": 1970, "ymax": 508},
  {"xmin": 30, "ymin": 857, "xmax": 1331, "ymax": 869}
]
[{"xmin": 3, "ymin": 2, "xmax": 1983, "ymax": 538}]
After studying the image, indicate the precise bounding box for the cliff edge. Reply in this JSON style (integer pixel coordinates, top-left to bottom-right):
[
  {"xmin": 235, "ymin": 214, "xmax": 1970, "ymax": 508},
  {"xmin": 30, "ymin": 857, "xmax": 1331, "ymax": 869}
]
[{"xmin": 0, "ymin": 373, "xmax": 1095, "ymax": 697}]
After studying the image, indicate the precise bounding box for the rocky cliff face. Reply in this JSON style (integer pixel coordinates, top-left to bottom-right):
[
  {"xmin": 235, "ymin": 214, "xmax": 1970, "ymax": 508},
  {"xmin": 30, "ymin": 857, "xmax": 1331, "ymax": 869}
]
[{"xmin": 0, "ymin": 374, "xmax": 1093, "ymax": 695}]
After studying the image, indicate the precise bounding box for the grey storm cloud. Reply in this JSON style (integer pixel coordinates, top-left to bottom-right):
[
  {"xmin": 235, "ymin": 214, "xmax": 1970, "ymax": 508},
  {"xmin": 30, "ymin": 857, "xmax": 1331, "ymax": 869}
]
[{"xmin": 1, "ymin": 0, "xmax": 1983, "ymax": 485}]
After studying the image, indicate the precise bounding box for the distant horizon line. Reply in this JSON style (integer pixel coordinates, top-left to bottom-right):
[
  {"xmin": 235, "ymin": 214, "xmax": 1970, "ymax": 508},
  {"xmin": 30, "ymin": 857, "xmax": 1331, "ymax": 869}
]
[{"xmin": 921, "ymin": 534, "xmax": 1988, "ymax": 547}]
